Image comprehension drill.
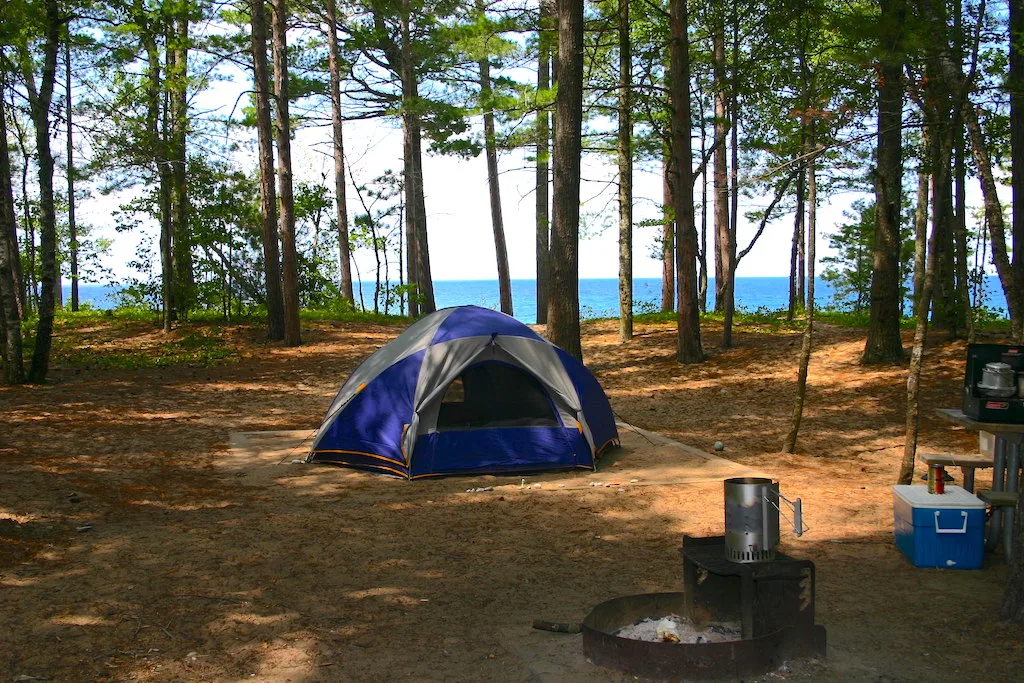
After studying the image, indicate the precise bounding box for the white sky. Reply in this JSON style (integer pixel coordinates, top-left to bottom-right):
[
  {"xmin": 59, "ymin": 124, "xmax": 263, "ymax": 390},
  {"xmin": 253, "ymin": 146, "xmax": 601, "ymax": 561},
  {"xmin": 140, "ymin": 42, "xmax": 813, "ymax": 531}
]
[
  {"xmin": 66, "ymin": 13, "xmax": 1008, "ymax": 287},
  {"xmin": 79, "ymin": 110, "xmax": 870, "ymax": 284},
  {"xmin": 70, "ymin": 32, "xmax": 977, "ymax": 286}
]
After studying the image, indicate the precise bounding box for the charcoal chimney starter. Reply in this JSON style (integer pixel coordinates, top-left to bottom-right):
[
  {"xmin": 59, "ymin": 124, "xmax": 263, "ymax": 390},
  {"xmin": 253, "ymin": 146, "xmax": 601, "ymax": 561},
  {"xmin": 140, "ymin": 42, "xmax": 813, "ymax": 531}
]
[{"xmin": 724, "ymin": 477, "xmax": 781, "ymax": 562}]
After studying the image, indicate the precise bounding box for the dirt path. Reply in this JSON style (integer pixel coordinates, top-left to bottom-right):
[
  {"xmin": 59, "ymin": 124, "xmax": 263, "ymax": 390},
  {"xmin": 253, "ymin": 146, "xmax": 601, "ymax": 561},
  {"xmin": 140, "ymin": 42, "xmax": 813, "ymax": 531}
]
[{"xmin": 2, "ymin": 317, "xmax": 1023, "ymax": 681}]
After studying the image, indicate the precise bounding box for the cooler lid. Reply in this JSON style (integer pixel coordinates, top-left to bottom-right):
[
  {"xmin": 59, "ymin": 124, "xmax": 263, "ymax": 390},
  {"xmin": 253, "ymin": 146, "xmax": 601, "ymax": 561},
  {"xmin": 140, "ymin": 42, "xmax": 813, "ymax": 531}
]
[{"xmin": 892, "ymin": 484, "xmax": 986, "ymax": 509}]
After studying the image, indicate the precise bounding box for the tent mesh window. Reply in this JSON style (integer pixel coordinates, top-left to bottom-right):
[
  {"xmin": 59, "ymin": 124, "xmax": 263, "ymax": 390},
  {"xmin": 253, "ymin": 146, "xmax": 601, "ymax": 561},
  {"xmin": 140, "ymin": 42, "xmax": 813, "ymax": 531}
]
[{"xmin": 436, "ymin": 361, "xmax": 560, "ymax": 430}]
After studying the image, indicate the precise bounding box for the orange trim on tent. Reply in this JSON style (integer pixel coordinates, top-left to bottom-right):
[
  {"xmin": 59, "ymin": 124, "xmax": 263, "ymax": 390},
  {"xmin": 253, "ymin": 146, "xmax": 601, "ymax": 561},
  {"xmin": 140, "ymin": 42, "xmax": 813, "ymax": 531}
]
[
  {"xmin": 595, "ymin": 437, "xmax": 619, "ymax": 458},
  {"xmin": 309, "ymin": 448, "xmax": 409, "ymax": 476},
  {"xmin": 410, "ymin": 464, "xmax": 594, "ymax": 480}
]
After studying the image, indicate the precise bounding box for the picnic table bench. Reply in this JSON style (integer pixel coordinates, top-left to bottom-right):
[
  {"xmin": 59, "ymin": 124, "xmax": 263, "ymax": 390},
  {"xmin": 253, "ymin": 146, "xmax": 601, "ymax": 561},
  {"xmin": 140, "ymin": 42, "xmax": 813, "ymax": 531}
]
[{"xmin": 917, "ymin": 452, "xmax": 995, "ymax": 494}]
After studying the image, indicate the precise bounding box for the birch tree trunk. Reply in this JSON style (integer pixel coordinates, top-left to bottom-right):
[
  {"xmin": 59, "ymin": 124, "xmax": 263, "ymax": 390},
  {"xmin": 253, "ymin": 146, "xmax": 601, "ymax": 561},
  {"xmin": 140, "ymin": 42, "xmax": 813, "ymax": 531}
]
[
  {"xmin": 536, "ymin": 0, "xmax": 553, "ymax": 324},
  {"xmin": 783, "ymin": 131, "xmax": 816, "ymax": 453},
  {"xmin": 661, "ymin": 154, "xmax": 675, "ymax": 313},
  {"xmin": 913, "ymin": 160, "xmax": 929, "ymax": 317},
  {"xmin": 698, "ymin": 128, "xmax": 708, "ymax": 312},
  {"xmin": 325, "ymin": 0, "xmax": 353, "ymax": 303},
  {"xmin": 135, "ymin": 5, "xmax": 174, "ymax": 333},
  {"xmin": 403, "ymin": 129, "xmax": 419, "ymax": 317},
  {"xmin": 0, "ymin": 83, "xmax": 24, "ymax": 384},
  {"xmin": 787, "ymin": 167, "xmax": 805, "ymax": 322},
  {"xmin": 712, "ymin": 22, "xmax": 729, "ymax": 317},
  {"xmin": 65, "ymin": 40, "xmax": 78, "ymax": 312},
  {"xmin": 964, "ymin": 106, "xmax": 1024, "ymax": 334},
  {"xmin": 272, "ymin": 0, "xmax": 301, "ymax": 345},
  {"xmin": 617, "ymin": 0, "xmax": 632, "ymax": 342},
  {"xmin": 170, "ymin": 12, "xmax": 192, "ymax": 316},
  {"xmin": 250, "ymin": 0, "xmax": 284, "ymax": 340},
  {"xmin": 898, "ymin": 186, "xmax": 941, "ymax": 484}
]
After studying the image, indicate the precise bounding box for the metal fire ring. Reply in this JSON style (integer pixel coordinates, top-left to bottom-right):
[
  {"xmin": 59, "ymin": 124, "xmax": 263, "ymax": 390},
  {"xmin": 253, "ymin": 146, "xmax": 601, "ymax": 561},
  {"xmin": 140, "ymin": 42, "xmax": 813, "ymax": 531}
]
[{"xmin": 581, "ymin": 592, "xmax": 826, "ymax": 681}]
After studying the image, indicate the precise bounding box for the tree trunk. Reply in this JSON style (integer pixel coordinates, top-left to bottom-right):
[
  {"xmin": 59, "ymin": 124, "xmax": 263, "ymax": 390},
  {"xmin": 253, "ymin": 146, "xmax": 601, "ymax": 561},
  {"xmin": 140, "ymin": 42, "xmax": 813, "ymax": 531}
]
[
  {"xmin": 863, "ymin": 0, "xmax": 906, "ymax": 364},
  {"xmin": 899, "ymin": 179, "xmax": 942, "ymax": 484},
  {"xmin": 23, "ymin": 0, "xmax": 60, "ymax": 383},
  {"xmin": 899, "ymin": 0, "xmax": 950, "ymax": 480},
  {"xmin": 964, "ymin": 106, "xmax": 1024, "ymax": 336},
  {"xmin": 1002, "ymin": 19, "xmax": 1024, "ymax": 597},
  {"xmin": 787, "ymin": 166, "xmax": 805, "ymax": 322},
  {"xmin": 0, "ymin": 85, "xmax": 23, "ymax": 323},
  {"xmin": 547, "ymin": 0, "xmax": 584, "ymax": 360},
  {"xmin": 409, "ymin": 112, "xmax": 435, "ymax": 314},
  {"xmin": 913, "ymin": 161, "xmax": 929, "ymax": 318},
  {"xmin": 399, "ymin": 3, "xmax": 435, "ymax": 316},
  {"xmin": 478, "ymin": 26, "xmax": 513, "ymax": 317},
  {"xmin": 403, "ymin": 130, "xmax": 419, "ymax": 317},
  {"xmin": 1010, "ymin": 0, "xmax": 1024, "ymax": 345},
  {"xmin": 272, "ymin": 0, "xmax": 301, "ymax": 346},
  {"xmin": 712, "ymin": 22, "xmax": 729, "ymax": 318},
  {"xmin": 728, "ymin": 0, "xmax": 739, "ymax": 320},
  {"xmin": 10, "ymin": 114, "xmax": 36, "ymax": 311},
  {"xmin": 784, "ymin": 134, "xmax": 816, "ymax": 454},
  {"xmin": 789, "ymin": 54, "xmax": 810, "ymax": 323},
  {"xmin": 698, "ymin": 127, "xmax": 708, "ymax": 311},
  {"xmin": 64, "ymin": 40, "xmax": 78, "ymax": 312},
  {"xmin": 170, "ymin": 12, "xmax": 192, "ymax": 317},
  {"xmin": 135, "ymin": 6, "xmax": 173, "ymax": 333},
  {"xmin": 0, "ymin": 85, "xmax": 24, "ymax": 384},
  {"xmin": 661, "ymin": 153, "xmax": 675, "ymax": 312},
  {"xmin": 536, "ymin": 0, "xmax": 553, "ymax": 324},
  {"xmin": 250, "ymin": 0, "xmax": 284, "ymax": 340},
  {"xmin": 669, "ymin": 0, "xmax": 703, "ymax": 364},
  {"xmin": 325, "ymin": 0, "xmax": 353, "ymax": 304},
  {"xmin": 922, "ymin": 0, "xmax": 959, "ymax": 337},
  {"xmin": 929, "ymin": 106, "xmax": 958, "ymax": 336},
  {"xmin": 617, "ymin": 0, "xmax": 632, "ymax": 342}
]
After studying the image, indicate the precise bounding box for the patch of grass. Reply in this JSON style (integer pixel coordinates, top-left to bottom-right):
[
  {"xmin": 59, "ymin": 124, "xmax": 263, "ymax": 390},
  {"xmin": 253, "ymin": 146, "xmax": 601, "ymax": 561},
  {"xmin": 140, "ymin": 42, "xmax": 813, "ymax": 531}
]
[
  {"xmin": 53, "ymin": 327, "xmax": 239, "ymax": 370},
  {"xmin": 300, "ymin": 308, "xmax": 410, "ymax": 325},
  {"xmin": 815, "ymin": 309, "xmax": 873, "ymax": 328},
  {"xmin": 46, "ymin": 312, "xmax": 241, "ymax": 370},
  {"xmin": 633, "ymin": 311, "xmax": 676, "ymax": 324}
]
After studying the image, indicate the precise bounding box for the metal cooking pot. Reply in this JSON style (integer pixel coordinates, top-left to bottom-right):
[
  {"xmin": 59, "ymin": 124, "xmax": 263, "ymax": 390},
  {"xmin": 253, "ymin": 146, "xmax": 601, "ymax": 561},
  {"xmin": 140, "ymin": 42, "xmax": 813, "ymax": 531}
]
[{"xmin": 978, "ymin": 362, "xmax": 1016, "ymax": 398}]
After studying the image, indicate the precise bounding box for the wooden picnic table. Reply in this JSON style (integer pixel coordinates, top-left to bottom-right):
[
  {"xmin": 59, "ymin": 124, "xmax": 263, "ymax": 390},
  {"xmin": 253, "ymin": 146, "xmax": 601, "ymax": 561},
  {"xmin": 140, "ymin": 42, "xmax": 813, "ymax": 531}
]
[{"xmin": 934, "ymin": 409, "xmax": 1023, "ymax": 561}]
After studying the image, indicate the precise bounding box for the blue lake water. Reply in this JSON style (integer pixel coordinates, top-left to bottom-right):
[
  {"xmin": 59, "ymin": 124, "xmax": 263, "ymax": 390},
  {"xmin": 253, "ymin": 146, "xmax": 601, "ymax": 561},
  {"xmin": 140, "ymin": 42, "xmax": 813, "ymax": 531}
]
[{"xmin": 65, "ymin": 276, "xmax": 1008, "ymax": 325}]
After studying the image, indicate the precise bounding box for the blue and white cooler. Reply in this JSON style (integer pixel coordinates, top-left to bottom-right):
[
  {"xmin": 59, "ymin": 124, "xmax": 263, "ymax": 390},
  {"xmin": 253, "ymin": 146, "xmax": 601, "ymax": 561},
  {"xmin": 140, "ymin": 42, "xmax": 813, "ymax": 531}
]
[{"xmin": 892, "ymin": 485, "xmax": 986, "ymax": 570}]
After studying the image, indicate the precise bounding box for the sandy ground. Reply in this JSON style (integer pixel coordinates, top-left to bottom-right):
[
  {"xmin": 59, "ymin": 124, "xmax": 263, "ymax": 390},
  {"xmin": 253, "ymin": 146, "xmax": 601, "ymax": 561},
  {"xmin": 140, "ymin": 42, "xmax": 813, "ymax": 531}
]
[{"xmin": 3, "ymin": 315, "xmax": 1024, "ymax": 682}]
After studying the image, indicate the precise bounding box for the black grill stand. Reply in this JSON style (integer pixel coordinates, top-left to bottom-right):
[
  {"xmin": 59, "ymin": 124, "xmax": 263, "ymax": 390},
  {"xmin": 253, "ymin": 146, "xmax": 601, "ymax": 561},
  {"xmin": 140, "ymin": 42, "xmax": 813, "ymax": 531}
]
[
  {"xmin": 681, "ymin": 534, "xmax": 826, "ymax": 649},
  {"xmin": 581, "ymin": 536, "xmax": 827, "ymax": 680}
]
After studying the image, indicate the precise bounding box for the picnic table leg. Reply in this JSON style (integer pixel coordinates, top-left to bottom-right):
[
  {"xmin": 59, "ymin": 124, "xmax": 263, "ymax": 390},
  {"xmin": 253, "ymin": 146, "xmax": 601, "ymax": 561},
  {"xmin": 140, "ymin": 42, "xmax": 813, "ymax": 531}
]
[
  {"xmin": 993, "ymin": 436, "xmax": 1008, "ymax": 492},
  {"xmin": 1008, "ymin": 448, "xmax": 1022, "ymax": 495},
  {"xmin": 987, "ymin": 437, "xmax": 1009, "ymax": 551},
  {"xmin": 1004, "ymin": 505, "xmax": 1015, "ymax": 564},
  {"xmin": 1005, "ymin": 445, "xmax": 1021, "ymax": 563},
  {"xmin": 987, "ymin": 508, "xmax": 1004, "ymax": 551},
  {"xmin": 963, "ymin": 467, "xmax": 976, "ymax": 494}
]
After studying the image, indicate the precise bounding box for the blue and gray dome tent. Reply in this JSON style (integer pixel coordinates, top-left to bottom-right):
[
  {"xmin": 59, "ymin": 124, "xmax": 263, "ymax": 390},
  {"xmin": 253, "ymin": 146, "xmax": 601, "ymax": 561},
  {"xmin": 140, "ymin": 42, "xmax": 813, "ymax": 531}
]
[{"xmin": 308, "ymin": 305, "xmax": 619, "ymax": 479}]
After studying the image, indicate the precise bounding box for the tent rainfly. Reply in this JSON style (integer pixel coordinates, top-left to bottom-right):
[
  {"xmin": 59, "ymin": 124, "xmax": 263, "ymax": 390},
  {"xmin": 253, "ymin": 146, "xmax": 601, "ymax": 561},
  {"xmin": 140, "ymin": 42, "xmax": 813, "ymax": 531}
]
[{"xmin": 307, "ymin": 305, "xmax": 619, "ymax": 478}]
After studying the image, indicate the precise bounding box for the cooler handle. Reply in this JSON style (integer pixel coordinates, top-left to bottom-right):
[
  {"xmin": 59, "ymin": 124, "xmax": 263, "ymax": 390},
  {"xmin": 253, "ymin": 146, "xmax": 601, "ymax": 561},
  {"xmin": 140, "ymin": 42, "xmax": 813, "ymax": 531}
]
[{"xmin": 934, "ymin": 510, "xmax": 968, "ymax": 534}]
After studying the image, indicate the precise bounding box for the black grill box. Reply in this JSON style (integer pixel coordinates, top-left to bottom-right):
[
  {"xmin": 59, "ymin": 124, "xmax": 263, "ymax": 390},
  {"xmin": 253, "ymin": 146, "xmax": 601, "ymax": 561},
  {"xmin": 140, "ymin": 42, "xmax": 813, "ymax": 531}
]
[{"xmin": 962, "ymin": 343, "xmax": 1024, "ymax": 423}]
